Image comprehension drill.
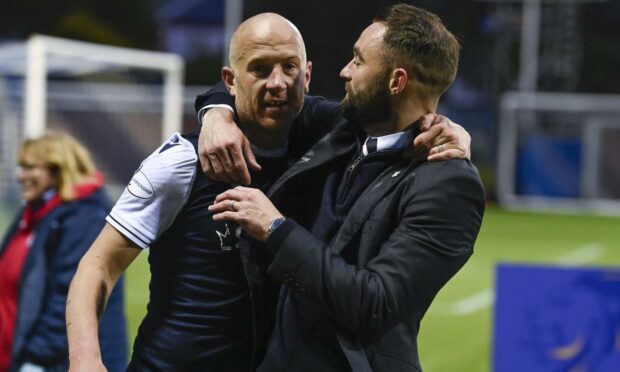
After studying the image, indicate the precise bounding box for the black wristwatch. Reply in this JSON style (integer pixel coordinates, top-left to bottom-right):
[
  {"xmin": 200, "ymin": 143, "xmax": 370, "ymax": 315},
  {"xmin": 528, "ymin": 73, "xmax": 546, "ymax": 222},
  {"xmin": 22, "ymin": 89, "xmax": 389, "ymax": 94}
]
[{"xmin": 267, "ymin": 217, "xmax": 286, "ymax": 237}]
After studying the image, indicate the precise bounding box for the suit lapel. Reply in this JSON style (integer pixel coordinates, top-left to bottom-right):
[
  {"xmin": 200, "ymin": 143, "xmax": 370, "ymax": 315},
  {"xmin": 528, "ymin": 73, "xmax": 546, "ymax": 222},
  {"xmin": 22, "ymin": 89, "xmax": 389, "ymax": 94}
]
[
  {"xmin": 268, "ymin": 121, "xmax": 357, "ymax": 199},
  {"xmin": 330, "ymin": 156, "xmax": 424, "ymax": 254}
]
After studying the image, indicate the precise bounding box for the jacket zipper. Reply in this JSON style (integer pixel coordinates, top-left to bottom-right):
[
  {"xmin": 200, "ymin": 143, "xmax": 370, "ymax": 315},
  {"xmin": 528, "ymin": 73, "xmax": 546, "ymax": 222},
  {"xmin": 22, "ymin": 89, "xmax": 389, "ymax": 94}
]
[
  {"xmin": 337, "ymin": 154, "xmax": 362, "ymax": 204},
  {"xmin": 338, "ymin": 149, "xmax": 402, "ymax": 204},
  {"xmin": 348, "ymin": 154, "xmax": 363, "ymax": 173}
]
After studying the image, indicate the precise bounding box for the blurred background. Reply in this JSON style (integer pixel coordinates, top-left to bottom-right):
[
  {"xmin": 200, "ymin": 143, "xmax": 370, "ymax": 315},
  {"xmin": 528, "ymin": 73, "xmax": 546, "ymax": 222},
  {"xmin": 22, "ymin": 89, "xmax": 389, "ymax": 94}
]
[{"xmin": 1, "ymin": 0, "xmax": 619, "ymax": 371}]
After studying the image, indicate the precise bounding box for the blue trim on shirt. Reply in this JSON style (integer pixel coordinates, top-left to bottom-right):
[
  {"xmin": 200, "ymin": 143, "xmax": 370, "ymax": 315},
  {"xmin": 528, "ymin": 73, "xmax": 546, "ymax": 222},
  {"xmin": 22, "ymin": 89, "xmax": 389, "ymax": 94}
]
[{"xmin": 108, "ymin": 215, "xmax": 150, "ymax": 247}]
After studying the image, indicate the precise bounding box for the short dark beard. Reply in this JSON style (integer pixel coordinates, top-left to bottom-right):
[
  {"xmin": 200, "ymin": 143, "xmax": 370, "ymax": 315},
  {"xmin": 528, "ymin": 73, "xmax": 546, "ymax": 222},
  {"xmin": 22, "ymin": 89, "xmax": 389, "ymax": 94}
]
[{"xmin": 341, "ymin": 69, "xmax": 391, "ymax": 130}]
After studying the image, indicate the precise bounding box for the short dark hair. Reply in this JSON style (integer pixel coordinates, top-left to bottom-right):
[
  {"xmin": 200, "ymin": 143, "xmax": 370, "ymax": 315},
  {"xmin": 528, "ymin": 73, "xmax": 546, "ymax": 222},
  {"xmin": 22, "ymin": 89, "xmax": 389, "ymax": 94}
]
[{"xmin": 374, "ymin": 3, "xmax": 460, "ymax": 98}]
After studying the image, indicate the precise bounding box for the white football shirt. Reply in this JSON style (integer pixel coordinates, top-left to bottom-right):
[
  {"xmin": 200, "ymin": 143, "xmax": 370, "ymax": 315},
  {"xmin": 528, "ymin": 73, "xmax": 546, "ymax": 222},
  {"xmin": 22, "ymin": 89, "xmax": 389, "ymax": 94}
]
[{"xmin": 106, "ymin": 133, "xmax": 198, "ymax": 248}]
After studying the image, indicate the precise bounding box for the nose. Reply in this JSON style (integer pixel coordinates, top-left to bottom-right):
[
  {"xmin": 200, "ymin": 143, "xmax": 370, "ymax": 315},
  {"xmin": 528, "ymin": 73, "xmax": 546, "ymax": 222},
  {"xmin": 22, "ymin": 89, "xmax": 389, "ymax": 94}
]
[
  {"xmin": 266, "ymin": 67, "xmax": 286, "ymax": 91},
  {"xmin": 340, "ymin": 61, "xmax": 353, "ymax": 81}
]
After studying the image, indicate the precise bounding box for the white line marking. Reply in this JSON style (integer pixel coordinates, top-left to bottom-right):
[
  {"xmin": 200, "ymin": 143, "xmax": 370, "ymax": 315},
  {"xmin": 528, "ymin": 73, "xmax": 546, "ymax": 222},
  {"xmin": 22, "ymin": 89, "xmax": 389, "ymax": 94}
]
[
  {"xmin": 449, "ymin": 289, "xmax": 493, "ymax": 316},
  {"xmin": 443, "ymin": 243, "xmax": 604, "ymax": 316},
  {"xmin": 555, "ymin": 243, "xmax": 603, "ymax": 266}
]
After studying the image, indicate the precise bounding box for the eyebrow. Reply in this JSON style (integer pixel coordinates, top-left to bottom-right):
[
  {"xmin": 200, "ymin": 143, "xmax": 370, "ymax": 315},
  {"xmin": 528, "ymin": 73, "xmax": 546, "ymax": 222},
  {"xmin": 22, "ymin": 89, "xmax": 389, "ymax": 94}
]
[
  {"xmin": 353, "ymin": 46, "xmax": 365, "ymax": 62},
  {"xmin": 246, "ymin": 55, "xmax": 300, "ymax": 68}
]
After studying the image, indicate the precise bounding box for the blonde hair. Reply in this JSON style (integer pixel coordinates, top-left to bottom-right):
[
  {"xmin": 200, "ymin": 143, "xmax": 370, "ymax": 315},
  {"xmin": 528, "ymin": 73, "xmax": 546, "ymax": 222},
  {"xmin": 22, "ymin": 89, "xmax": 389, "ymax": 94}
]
[{"xmin": 19, "ymin": 132, "xmax": 98, "ymax": 201}]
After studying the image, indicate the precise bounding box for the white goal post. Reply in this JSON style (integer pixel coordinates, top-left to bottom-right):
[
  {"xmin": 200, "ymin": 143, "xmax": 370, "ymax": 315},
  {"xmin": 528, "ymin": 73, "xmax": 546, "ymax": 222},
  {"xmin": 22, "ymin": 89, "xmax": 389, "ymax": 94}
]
[
  {"xmin": 22, "ymin": 34, "xmax": 184, "ymax": 142},
  {"xmin": 497, "ymin": 91, "xmax": 620, "ymax": 215},
  {"xmin": 0, "ymin": 35, "xmax": 186, "ymax": 203}
]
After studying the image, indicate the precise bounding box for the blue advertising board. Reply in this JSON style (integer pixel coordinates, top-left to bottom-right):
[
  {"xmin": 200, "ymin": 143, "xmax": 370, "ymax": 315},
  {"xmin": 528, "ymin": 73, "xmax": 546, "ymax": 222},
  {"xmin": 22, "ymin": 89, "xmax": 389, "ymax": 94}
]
[
  {"xmin": 493, "ymin": 264, "xmax": 620, "ymax": 371},
  {"xmin": 516, "ymin": 136, "xmax": 582, "ymax": 198}
]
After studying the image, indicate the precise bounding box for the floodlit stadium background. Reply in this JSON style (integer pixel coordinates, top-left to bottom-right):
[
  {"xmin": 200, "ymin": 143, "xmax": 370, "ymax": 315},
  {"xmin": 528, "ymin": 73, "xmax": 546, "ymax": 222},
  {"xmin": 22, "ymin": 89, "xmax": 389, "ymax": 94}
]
[{"xmin": 1, "ymin": 1, "xmax": 620, "ymax": 371}]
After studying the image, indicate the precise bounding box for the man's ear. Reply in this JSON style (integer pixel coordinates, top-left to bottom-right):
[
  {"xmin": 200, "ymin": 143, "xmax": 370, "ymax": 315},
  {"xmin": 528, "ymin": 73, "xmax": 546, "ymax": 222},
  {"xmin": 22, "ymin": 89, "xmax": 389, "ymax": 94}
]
[
  {"xmin": 222, "ymin": 67, "xmax": 236, "ymax": 96},
  {"xmin": 389, "ymin": 68, "xmax": 408, "ymax": 95},
  {"xmin": 304, "ymin": 61, "xmax": 313, "ymax": 94}
]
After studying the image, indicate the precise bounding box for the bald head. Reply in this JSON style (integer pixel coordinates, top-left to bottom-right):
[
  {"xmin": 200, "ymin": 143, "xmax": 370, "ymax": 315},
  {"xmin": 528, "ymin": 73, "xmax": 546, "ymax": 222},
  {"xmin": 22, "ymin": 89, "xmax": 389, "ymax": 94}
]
[
  {"xmin": 221, "ymin": 12, "xmax": 311, "ymax": 149},
  {"xmin": 229, "ymin": 13, "xmax": 306, "ymax": 70}
]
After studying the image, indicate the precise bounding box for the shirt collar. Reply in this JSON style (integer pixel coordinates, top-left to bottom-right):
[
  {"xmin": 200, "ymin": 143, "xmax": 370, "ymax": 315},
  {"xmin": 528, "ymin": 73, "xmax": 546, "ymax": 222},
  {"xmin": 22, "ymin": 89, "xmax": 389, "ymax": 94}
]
[
  {"xmin": 251, "ymin": 143, "xmax": 289, "ymax": 158},
  {"xmin": 362, "ymin": 130, "xmax": 414, "ymax": 156}
]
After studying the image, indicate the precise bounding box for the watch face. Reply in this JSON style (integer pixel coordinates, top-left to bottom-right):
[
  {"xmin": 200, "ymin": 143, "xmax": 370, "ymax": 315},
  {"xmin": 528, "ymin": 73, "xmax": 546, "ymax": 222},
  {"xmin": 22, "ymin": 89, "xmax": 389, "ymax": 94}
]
[{"xmin": 269, "ymin": 218, "xmax": 285, "ymax": 235}]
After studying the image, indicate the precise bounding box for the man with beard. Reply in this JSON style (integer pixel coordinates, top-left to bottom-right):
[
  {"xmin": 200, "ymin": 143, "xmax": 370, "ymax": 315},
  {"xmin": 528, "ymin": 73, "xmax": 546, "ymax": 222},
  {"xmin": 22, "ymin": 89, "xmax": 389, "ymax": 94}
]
[{"xmin": 205, "ymin": 4, "xmax": 485, "ymax": 371}]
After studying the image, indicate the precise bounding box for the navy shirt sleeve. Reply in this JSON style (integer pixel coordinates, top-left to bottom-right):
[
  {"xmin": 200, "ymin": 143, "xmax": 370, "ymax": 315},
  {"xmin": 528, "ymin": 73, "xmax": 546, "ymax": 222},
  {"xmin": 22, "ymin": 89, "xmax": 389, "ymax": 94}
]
[
  {"xmin": 288, "ymin": 96, "xmax": 342, "ymax": 158},
  {"xmin": 194, "ymin": 81, "xmax": 235, "ymax": 119}
]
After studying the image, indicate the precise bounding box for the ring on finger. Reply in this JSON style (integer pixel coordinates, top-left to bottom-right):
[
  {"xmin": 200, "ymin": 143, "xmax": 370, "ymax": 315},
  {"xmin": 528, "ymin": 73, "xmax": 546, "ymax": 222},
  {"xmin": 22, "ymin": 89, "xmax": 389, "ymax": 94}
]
[
  {"xmin": 438, "ymin": 144, "xmax": 445, "ymax": 152},
  {"xmin": 227, "ymin": 200, "xmax": 236, "ymax": 211}
]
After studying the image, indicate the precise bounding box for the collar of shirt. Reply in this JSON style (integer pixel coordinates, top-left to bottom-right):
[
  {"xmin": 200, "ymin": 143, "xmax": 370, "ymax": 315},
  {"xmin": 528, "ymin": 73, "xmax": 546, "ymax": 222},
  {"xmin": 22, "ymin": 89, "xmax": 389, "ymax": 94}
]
[{"xmin": 362, "ymin": 130, "xmax": 414, "ymax": 156}]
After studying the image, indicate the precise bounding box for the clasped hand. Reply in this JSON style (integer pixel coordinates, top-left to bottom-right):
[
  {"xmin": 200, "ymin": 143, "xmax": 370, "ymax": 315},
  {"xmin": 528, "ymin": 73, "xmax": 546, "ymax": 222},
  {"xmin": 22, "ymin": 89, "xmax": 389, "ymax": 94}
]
[{"xmin": 209, "ymin": 186, "xmax": 284, "ymax": 241}]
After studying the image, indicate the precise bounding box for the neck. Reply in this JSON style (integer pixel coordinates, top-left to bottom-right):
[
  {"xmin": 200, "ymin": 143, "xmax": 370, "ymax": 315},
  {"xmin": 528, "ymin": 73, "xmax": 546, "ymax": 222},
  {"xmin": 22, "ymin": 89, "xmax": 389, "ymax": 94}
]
[
  {"xmin": 242, "ymin": 124, "xmax": 290, "ymax": 150},
  {"xmin": 364, "ymin": 95, "xmax": 438, "ymax": 137},
  {"xmin": 396, "ymin": 95, "xmax": 438, "ymax": 132}
]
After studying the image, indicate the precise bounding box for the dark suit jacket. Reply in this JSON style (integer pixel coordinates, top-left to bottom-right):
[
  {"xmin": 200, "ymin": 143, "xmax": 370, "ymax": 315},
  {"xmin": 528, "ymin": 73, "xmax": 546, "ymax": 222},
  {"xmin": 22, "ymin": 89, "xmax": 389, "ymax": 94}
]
[{"xmin": 261, "ymin": 120, "xmax": 485, "ymax": 372}]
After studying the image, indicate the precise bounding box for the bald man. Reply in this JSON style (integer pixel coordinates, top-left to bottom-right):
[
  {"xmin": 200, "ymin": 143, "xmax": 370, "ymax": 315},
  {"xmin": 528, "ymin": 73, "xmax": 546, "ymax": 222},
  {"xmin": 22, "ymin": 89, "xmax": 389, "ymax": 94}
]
[
  {"xmin": 66, "ymin": 12, "xmax": 469, "ymax": 372},
  {"xmin": 65, "ymin": 13, "xmax": 322, "ymax": 372}
]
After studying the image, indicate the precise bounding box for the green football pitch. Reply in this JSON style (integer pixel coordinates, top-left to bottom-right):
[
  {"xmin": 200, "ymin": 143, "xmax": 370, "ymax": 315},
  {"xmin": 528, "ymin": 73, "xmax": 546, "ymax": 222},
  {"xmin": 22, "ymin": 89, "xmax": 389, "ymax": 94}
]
[{"xmin": 2, "ymin": 204, "xmax": 619, "ymax": 371}]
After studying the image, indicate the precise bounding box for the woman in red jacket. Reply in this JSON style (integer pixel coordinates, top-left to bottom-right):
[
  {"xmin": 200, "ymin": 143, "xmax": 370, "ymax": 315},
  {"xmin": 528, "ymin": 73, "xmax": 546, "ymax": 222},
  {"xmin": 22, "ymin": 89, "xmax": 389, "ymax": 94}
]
[{"xmin": 0, "ymin": 132, "xmax": 127, "ymax": 372}]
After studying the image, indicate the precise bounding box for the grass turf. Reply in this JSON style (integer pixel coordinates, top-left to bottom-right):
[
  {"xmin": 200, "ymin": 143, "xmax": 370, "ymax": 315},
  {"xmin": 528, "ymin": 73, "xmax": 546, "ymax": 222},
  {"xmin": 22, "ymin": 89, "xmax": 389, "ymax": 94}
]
[
  {"xmin": 418, "ymin": 205, "xmax": 620, "ymax": 371},
  {"xmin": 2, "ymin": 203, "xmax": 619, "ymax": 370}
]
